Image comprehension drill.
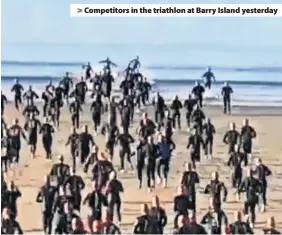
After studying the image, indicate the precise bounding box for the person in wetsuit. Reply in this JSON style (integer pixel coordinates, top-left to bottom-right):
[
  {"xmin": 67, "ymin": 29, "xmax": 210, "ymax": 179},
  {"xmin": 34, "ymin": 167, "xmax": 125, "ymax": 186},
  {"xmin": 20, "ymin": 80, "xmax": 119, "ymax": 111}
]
[
  {"xmin": 22, "ymin": 99, "xmax": 40, "ymax": 119},
  {"xmin": 240, "ymin": 118, "xmax": 257, "ymax": 165},
  {"xmin": 78, "ymin": 125, "xmax": 95, "ymax": 164},
  {"xmin": 11, "ymin": 79, "xmax": 24, "ymax": 110},
  {"xmin": 101, "ymin": 70, "xmax": 115, "ymax": 99},
  {"xmin": 229, "ymin": 210, "xmax": 254, "ymax": 234},
  {"xmin": 202, "ymin": 67, "xmax": 216, "ymax": 90},
  {"xmin": 1, "ymin": 207, "xmax": 23, "ymax": 234},
  {"xmin": 183, "ymin": 94, "xmax": 197, "ymax": 129},
  {"xmin": 83, "ymin": 181, "xmax": 108, "ymax": 222},
  {"xmin": 75, "ymin": 77, "xmax": 88, "ymax": 104},
  {"xmin": 221, "ymin": 81, "xmax": 233, "ymax": 114},
  {"xmin": 202, "ymin": 117, "xmax": 216, "ymax": 159},
  {"xmin": 64, "ymin": 167, "xmax": 85, "ymax": 211},
  {"xmin": 59, "ymin": 72, "xmax": 74, "ymax": 103},
  {"xmin": 23, "ymin": 85, "xmax": 39, "ymax": 103},
  {"xmin": 180, "ymin": 162, "xmax": 200, "ymax": 212},
  {"xmin": 173, "ymin": 186, "xmax": 194, "ymax": 228},
  {"xmin": 39, "ymin": 117, "xmax": 55, "ymax": 160},
  {"xmin": 1, "ymin": 92, "xmax": 8, "ymax": 115},
  {"xmin": 238, "ymin": 168, "xmax": 263, "ymax": 228},
  {"xmin": 143, "ymin": 77, "xmax": 152, "ymax": 104},
  {"xmin": 2, "ymin": 181, "xmax": 22, "ymax": 220},
  {"xmin": 36, "ymin": 175, "xmax": 57, "ymax": 234},
  {"xmin": 108, "ymin": 97, "xmax": 119, "ymax": 127},
  {"xmin": 128, "ymin": 56, "xmax": 141, "ymax": 72},
  {"xmin": 133, "ymin": 203, "xmax": 150, "ymax": 234},
  {"xmin": 150, "ymin": 196, "xmax": 167, "ymax": 234},
  {"xmin": 223, "ymin": 122, "xmax": 240, "ymax": 154},
  {"xmin": 65, "ymin": 127, "xmax": 80, "ymax": 169},
  {"xmin": 253, "ymin": 158, "xmax": 272, "ymax": 212},
  {"xmin": 200, "ymin": 197, "xmax": 229, "ymax": 235},
  {"xmin": 204, "ymin": 171, "xmax": 228, "ymax": 211},
  {"xmin": 144, "ymin": 135, "xmax": 159, "ymax": 192},
  {"xmin": 191, "ymin": 104, "xmax": 206, "ymax": 134},
  {"xmin": 8, "ymin": 118, "xmax": 26, "ymax": 164},
  {"xmin": 186, "ymin": 128, "xmax": 205, "ymax": 169},
  {"xmin": 69, "ymin": 98, "xmax": 83, "ymax": 128},
  {"xmin": 170, "ymin": 95, "xmax": 183, "ymax": 130},
  {"xmin": 105, "ymin": 171, "xmax": 124, "ymax": 224},
  {"xmin": 90, "ymin": 96, "xmax": 103, "ymax": 133},
  {"xmin": 83, "ymin": 62, "xmax": 94, "ymax": 80},
  {"xmin": 135, "ymin": 139, "xmax": 146, "ymax": 189},
  {"xmin": 138, "ymin": 112, "xmax": 157, "ymax": 142},
  {"xmin": 227, "ymin": 144, "xmax": 244, "ymax": 191},
  {"xmin": 49, "ymin": 155, "xmax": 71, "ymax": 187},
  {"xmin": 156, "ymin": 134, "xmax": 175, "ymax": 188},
  {"xmin": 24, "ymin": 113, "xmax": 41, "ymax": 158},
  {"xmin": 101, "ymin": 122, "xmax": 120, "ymax": 161},
  {"xmin": 119, "ymin": 98, "xmax": 131, "ymax": 134},
  {"xmin": 99, "ymin": 57, "xmax": 117, "ymax": 71},
  {"xmin": 41, "ymin": 88, "xmax": 54, "ymax": 117},
  {"xmin": 152, "ymin": 93, "xmax": 166, "ymax": 130},
  {"xmin": 191, "ymin": 81, "xmax": 205, "ymax": 107},
  {"xmin": 116, "ymin": 130, "xmax": 135, "ymax": 172}
]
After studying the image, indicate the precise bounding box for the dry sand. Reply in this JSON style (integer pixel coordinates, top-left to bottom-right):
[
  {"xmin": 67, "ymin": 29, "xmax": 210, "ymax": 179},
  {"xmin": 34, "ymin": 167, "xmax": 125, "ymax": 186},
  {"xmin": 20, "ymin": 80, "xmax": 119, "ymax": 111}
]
[{"xmin": 3, "ymin": 102, "xmax": 282, "ymax": 233}]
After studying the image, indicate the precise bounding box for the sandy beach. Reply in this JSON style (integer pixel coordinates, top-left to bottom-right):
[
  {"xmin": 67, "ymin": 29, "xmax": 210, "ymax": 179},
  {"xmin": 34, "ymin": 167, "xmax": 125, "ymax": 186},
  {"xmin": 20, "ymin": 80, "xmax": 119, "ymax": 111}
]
[{"xmin": 3, "ymin": 102, "xmax": 282, "ymax": 233}]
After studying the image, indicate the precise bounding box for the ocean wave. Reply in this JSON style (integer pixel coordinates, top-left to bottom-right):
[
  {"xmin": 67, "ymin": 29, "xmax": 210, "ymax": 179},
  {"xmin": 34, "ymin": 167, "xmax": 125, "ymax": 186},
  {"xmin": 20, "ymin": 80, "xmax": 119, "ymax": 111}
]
[
  {"xmin": 2, "ymin": 75, "xmax": 282, "ymax": 87},
  {"xmin": 2, "ymin": 60, "xmax": 282, "ymax": 73}
]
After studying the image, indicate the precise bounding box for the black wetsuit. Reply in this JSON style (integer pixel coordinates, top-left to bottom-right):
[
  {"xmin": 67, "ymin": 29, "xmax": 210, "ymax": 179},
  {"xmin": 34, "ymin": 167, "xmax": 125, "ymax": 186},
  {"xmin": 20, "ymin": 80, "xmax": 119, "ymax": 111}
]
[
  {"xmin": 24, "ymin": 118, "xmax": 41, "ymax": 152},
  {"xmin": 191, "ymin": 85, "xmax": 205, "ymax": 107},
  {"xmin": 23, "ymin": 89, "xmax": 39, "ymax": 103},
  {"xmin": 69, "ymin": 100, "xmax": 83, "ymax": 128},
  {"xmin": 181, "ymin": 170, "xmax": 200, "ymax": 211},
  {"xmin": 173, "ymin": 194, "xmax": 194, "ymax": 228},
  {"xmin": 117, "ymin": 133, "xmax": 134, "ymax": 170},
  {"xmin": 39, "ymin": 123, "xmax": 55, "ymax": 159},
  {"xmin": 83, "ymin": 190, "xmax": 108, "ymax": 220},
  {"xmin": 36, "ymin": 184, "xmax": 57, "ymax": 234},
  {"xmin": 144, "ymin": 142, "xmax": 159, "ymax": 188},
  {"xmin": 8, "ymin": 124, "xmax": 26, "ymax": 163},
  {"xmin": 75, "ymin": 81, "xmax": 88, "ymax": 104},
  {"xmin": 101, "ymin": 124, "xmax": 119, "ymax": 160},
  {"xmin": 171, "ymin": 98, "xmax": 183, "ymax": 130},
  {"xmin": 78, "ymin": 131, "xmax": 94, "ymax": 164},
  {"xmin": 227, "ymin": 151, "xmax": 244, "ymax": 188},
  {"xmin": 106, "ymin": 179, "xmax": 124, "ymax": 222},
  {"xmin": 65, "ymin": 132, "xmax": 80, "ymax": 168},
  {"xmin": 223, "ymin": 129, "xmax": 240, "ymax": 153},
  {"xmin": 49, "ymin": 163, "xmax": 71, "ymax": 186},
  {"xmin": 201, "ymin": 209, "xmax": 228, "ymax": 234},
  {"xmin": 64, "ymin": 175, "xmax": 85, "ymax": 211},
  {"xmin": 183, "ymin": 98, "xmax": 197, "ymax": 128},
  {"xmin": 22, "ymin": 104, "xmax": 40, "ymax": 119},
  {"xmin": 59, "ymin": 76, "xmax": 73, "ymax": 100},
  {"xmin": 136, "ymin": 141, "xmax": 146, "ymax": 188},
  {"xmin": 202, "ymin": 122, "xmax": 216, "ymax": 156},
  {"xmin": 254, "ymin": 164, "xmax": 272, "ymax": 207},
  {"xmin": 90, "ymin": 99, "xmax": 103, "ymax": 132},
  {"xmin": 153, "ymin": 95, "xmax": 165, "ymax": 129},
  {"xmin": 221, "ymin": 86, "xmax": 233, "ymax": 114},
  {"xmin": 204, "ymin": 180, "xmax": 228, "ymax": 210},
  {"xmin": 229, "ymin": 221, "xmax": 254, "ymax": 234},
  {"xmin": 187, "ymin": 134, "xmax": 205, "ymax": 168},
  {"xmin": 11, "ymin": 84, "xmax": 24, "ymax": 110},
  {"xmin": 240, "ymin": 125, "xmax": 256, "ymax": 158}
]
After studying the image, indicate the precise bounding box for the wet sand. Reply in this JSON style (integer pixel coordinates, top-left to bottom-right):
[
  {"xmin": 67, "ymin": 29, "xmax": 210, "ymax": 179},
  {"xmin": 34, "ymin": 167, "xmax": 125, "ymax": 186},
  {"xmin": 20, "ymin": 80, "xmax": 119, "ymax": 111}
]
[{"xmin": 3, "ymin": 102, "xmax": 282, "ymax": 233}]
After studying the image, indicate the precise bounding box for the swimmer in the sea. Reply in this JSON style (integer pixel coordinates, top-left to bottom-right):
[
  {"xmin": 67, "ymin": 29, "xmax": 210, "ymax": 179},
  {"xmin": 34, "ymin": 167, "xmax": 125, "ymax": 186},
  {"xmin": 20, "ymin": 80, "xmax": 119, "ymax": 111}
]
[
  {"xmin": 99, "ymin": 57, "xmax": 117, "ymax": 71},
  {"xmin": 128, "ymin": 56, "xmax": 141, "ymax": 72},
  {"xmin": 202, "ymin": 67, "xmax": 216, "ymax": 90}
]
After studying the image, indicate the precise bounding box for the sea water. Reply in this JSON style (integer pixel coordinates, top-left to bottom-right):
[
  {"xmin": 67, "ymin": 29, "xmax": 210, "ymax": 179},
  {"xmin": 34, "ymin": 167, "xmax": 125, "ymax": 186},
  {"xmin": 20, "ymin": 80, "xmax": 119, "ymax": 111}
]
[{"xmin": 1, "ymin": 0, "xmax": 282, "ymax": 107}]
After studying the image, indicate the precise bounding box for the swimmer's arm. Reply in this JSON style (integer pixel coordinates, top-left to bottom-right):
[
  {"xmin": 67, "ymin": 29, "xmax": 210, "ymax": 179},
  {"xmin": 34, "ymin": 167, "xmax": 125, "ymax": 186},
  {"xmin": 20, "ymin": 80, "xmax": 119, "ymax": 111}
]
[
  {"xmin": 33, "ymin": 91, "xmax": 39, "ymax": 99},
  {"xmin": 11, "ymin": 85, "xmax": 15, "ymax": 92},
  {"xmin": 264, "ymin": 165, "xmax": 272, "ymax": 176},
  {"xmin": 223, "ymin": 132, "xmax": 228, "ymax": 144},
  {"xmin": 20, "ymin": 127, "xmax": 27, "ymax": 140},
  {"xmin": 128, "ymin": 134, "xmax": 135, "ymax": 143},
  {"xmin": 251, "ymin": 127, "xmax": 257, "ymax": 138},
  {"xmin": 186, "ymin": 137, "xmax": 192, "ymax": 149}
]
